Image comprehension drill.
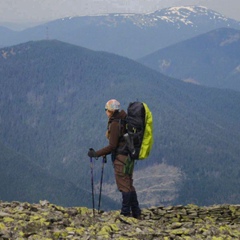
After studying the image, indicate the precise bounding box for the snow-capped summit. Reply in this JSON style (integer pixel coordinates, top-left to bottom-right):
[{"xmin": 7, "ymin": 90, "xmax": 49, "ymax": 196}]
[
  {"xmin": 124, "ymin": 6, "xmax": 231, "ymax": 28},
  {"xmin": 156, "ymin": 6, "xmax": 228, "ymax": 25},
  {"xmin": 1, "ymin": 6, "xmax": 240, "ymax": 59}
]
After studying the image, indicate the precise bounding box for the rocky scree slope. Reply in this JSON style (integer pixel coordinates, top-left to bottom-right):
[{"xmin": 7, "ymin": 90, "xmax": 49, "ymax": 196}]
[{"xmin": 0, "ymin": 200, "xmax": 239, "ymax": 239}]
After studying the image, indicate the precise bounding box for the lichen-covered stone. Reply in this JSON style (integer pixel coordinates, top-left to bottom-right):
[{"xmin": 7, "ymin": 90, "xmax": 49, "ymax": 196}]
[{"xmin": 0, "ymin": 201, "xmax": 239, "ymax": 239}]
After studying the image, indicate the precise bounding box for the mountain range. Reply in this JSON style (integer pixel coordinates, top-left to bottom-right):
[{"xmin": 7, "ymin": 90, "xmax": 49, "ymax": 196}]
[
  {"xmin": 1, "ymin": 6, "xmax": 240, "ymax": 59},
  {"xmin": 138, "ymin": 27, "xmax": 240, "ymax": 91},
  {"xmin": 0, "ymin": 40, "xmax": 240, "ymax": 208},
  {"xmin": 1, "ymin": 0, "xmax": 239, "ymax": 24}
]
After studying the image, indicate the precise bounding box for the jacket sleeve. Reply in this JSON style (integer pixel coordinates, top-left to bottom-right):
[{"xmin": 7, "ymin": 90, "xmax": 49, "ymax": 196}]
[{"xmin": 96, "ymin": 121, "xmax": 119, "ymax": 157}]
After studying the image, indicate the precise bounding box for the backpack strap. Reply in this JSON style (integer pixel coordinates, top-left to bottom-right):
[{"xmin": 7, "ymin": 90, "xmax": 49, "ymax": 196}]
[
  {"xmin": 110, "ymin": 118, "xmax": 128, "ymax": 157},
  {"xmin": 112, "ymin": 118, "xmax": 127, "ymax": 138}
]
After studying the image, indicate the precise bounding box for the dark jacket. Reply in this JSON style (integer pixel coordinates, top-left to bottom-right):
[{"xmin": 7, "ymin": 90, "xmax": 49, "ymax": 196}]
[{"xmin": 96, "ymin": 110, "xmax": 128, "ymax": 157}]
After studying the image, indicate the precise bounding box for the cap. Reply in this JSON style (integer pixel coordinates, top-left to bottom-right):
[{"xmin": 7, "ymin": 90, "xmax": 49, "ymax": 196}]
[{"xmin": 105, "ymin": 99, "xmax": 120, "ymax": 111}]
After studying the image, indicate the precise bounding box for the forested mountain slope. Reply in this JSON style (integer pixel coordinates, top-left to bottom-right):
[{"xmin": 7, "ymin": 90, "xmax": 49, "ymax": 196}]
[
  {"xmin": 138, "ymin": 27, "xmax": 240, "ymax": 91},
  {"xmin": 0, "ymin": 40, "xmax": 239, "ymax": 207},
  {"xmin": 0, "ymin": 140, "xmax": 117, "ymax": 209}
]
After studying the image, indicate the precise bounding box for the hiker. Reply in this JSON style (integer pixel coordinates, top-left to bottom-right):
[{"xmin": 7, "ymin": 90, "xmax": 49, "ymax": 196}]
[{"xmin": 88, "ymin": 99, "xmax": 141, "ymax": 219}]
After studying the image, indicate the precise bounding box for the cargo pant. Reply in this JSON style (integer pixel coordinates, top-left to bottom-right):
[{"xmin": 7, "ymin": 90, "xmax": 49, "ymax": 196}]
[
  {"xmin": 113, "ymin": 154, "xmax": 141, "ymax": 218},
  {"xmin": 114, "ymin": 154, "xmax": 135, "ymax": 192}
]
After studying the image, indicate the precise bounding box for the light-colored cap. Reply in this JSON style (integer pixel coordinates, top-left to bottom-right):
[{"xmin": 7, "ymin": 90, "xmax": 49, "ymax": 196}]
[{"xmin": 105, "ymin": 99, "xmax": 120, "ymax": 111}]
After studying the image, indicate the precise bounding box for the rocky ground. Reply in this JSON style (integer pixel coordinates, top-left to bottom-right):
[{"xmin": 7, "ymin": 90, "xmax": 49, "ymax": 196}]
[{"xmin": 0, "ymin": 200, "xmax": 239, "ymax": 239}]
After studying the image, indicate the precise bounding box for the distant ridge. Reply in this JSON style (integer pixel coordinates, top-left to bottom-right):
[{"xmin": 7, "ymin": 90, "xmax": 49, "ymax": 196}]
[
  {"xmin": 138, "ymin": 27, "xmax": 240, "ymax": 91},
  {"xmin": 0, "ymin": 6, "xmax": 240, "ymax": 58}
]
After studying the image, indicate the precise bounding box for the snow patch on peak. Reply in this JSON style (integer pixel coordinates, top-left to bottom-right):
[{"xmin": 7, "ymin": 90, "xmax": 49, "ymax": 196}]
[
  {"xmin": 164, "ymin": 5, "xmax": 227, "ymax": 18},
  {"xmin": 168, "ymin": 5, "xmax": 206, "ymax": 13},
  {"xmin": 153, "ymin": 5, "xmax": 230, "ymax": 27}
]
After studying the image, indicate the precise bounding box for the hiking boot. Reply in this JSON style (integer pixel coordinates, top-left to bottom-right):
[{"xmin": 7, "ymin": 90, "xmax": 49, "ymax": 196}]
[
  {"xmin": 130, "ymin": 191, "xmax": 141, "ymax": 219},
  {"xmin": 120, "ymin": 192, "xmax": 131, "ymax": 216}
]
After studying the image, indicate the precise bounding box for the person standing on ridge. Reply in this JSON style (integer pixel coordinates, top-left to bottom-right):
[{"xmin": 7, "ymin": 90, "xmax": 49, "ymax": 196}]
[{"xmin": 88, "ymin": 99, "xmax": 141, "ymax": 219}]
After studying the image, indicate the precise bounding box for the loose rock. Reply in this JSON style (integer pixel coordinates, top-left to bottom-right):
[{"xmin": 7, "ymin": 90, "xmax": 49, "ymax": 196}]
[{"xmin": 0, "ymin": 201, "xmax": 239, "ymax": 239}]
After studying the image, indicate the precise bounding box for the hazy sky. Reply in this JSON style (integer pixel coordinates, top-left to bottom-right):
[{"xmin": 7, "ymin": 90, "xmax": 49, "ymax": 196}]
[{"xmin": 0, "ymin": 0, "xmax": 239, "ymax": 25}]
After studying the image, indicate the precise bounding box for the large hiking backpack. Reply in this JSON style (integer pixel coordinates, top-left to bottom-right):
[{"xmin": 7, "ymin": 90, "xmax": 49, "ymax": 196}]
[{"xmin": 124, "ymin": 102, "xmax": 153, "ymax": 160}]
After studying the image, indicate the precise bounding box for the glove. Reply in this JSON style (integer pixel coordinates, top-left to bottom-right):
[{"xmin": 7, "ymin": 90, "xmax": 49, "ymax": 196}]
[{"xmin": 88, "ymin": 148, "xmax": 98, "ymax": 158}]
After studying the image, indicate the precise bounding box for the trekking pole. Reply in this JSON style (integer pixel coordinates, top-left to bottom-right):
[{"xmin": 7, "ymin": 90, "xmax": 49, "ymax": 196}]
[
  {"xmin": 98, "ymin": 155, "xmax": 107, "ymax": 213},
  {"xmin": 90, "ymin": 157, "xmax": 95, "ymax": 217}
]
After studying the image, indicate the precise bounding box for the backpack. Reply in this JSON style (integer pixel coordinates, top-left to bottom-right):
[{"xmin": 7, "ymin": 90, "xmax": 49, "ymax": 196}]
[{"xmin": 124, "ymin": 102, "xmax": 153, "ymax": 160}]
